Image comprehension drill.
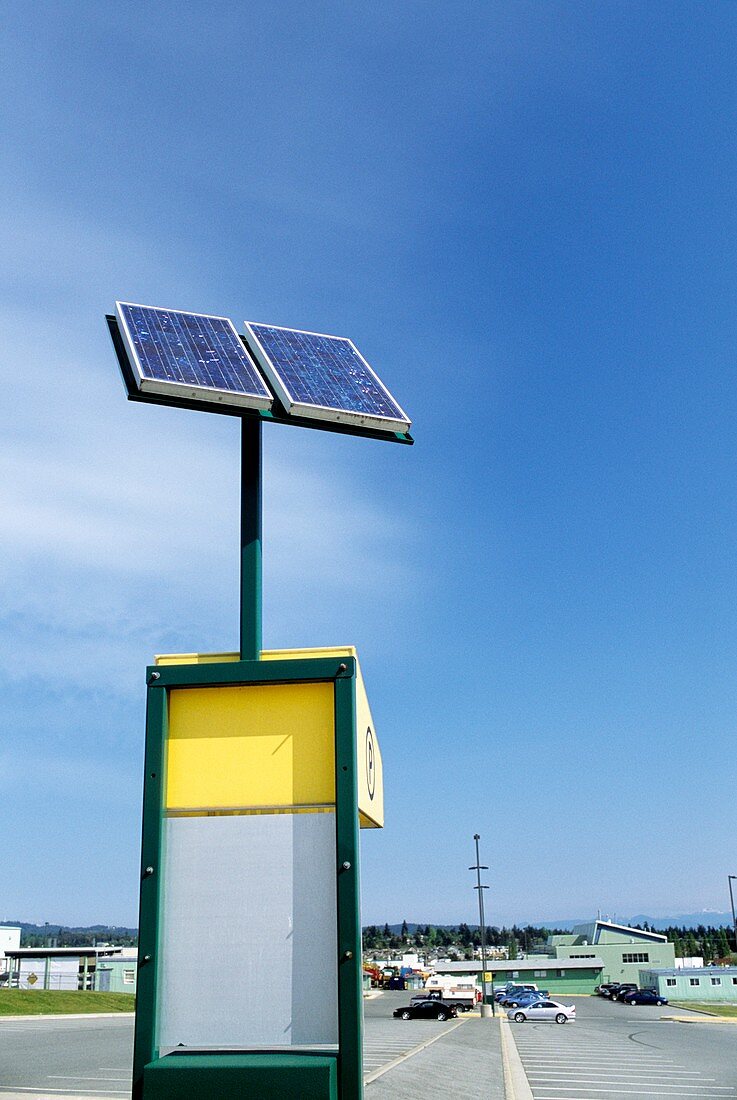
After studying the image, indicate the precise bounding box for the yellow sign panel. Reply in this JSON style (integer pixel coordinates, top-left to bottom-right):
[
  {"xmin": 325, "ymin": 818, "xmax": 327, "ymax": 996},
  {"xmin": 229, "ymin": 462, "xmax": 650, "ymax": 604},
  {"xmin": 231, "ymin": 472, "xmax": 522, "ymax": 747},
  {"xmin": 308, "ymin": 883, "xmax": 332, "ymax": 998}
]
[
  {"xmin": 166, "ymin": 681, "xmax": 334, "ymax": 813},
  {"xmin": 155, "ymin": 646, "xmax": 384, "ymax": 828}
]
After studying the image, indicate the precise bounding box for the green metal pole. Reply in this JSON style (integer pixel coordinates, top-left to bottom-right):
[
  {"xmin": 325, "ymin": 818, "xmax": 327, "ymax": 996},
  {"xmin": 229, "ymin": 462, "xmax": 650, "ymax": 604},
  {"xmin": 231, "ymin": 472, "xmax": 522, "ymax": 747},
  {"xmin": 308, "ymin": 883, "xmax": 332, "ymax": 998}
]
[
  {"xmin": 240, "ymin": 417, "xmax": 262, "ymax": 661},
  {"xmin": 133, "ymin": 679, "xmax": 167, "ymax": 1100},
  {"xmin": 335, "ymin": 668, "xmax": 362, "ymax": 1100}
]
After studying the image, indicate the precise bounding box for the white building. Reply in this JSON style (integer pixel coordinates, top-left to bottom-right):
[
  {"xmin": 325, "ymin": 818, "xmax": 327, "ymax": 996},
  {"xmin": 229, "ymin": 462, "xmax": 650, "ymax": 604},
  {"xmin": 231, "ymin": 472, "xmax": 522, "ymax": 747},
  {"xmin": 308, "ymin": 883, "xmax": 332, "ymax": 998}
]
[{"xmin": 0, "ymin": 927, "xmax": 21, "ymax": 955}]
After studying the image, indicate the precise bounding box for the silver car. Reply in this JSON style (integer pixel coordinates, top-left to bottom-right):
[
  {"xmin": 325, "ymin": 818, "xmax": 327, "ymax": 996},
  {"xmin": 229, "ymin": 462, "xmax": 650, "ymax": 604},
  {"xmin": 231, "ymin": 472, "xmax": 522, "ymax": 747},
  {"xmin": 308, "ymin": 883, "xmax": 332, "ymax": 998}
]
[{"xmin": 508, "ymin": 998, "xmax": 576, "ymax": 1024}]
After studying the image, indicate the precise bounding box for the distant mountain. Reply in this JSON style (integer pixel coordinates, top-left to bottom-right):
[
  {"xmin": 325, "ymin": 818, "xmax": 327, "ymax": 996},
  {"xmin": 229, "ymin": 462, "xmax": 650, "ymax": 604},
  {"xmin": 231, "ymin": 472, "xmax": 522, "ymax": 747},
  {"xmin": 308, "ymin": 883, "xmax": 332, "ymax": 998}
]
[
  {"xmin": 627, "ymin": 912, "xmax": 734, "ymax": 930},
  {"xmin": 537, "ymin": 912, "xmax": 735, "ymax": 931}
]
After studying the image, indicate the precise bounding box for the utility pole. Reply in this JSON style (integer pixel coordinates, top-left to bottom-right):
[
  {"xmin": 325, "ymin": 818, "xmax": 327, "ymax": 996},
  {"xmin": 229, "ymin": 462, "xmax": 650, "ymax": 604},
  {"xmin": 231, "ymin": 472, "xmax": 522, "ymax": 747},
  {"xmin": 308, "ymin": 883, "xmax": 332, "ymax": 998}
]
[
  {"xmin": 728, "ymin": 875, "xmax": 737, "ymax": 954},
  {"xmin": 470, "ymin": 834, "xmax": 494, "ymax": 1017}
]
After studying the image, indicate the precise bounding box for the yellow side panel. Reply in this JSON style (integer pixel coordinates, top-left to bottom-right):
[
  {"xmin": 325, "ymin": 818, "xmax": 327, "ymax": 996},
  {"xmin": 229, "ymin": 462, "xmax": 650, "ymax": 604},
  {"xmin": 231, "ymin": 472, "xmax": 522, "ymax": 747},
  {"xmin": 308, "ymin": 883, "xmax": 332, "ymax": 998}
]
[
  {"xmin": 166, "ymin": 682, "xmax": 334, "ymax": 812},
  {"xmin": 356, "ymin": 672, "xmax": 384, "ymax": 828}
]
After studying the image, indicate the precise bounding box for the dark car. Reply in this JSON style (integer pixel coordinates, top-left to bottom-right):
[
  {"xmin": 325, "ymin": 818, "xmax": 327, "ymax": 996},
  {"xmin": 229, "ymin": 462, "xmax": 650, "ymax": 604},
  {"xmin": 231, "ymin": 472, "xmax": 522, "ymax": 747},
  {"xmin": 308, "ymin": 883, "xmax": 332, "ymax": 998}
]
[
  {"xmin": 597, "ymin": 983, "xmax": 623, "ymax": 998},
  {"xmin": 610, "ymin": 983, "xmax": 638, "ymax": 1001},
  {"xmin": 621, "ymin": 989, "xmax": 668, "ymax": 1006},
  {"xmin": 394, "ymin": 999, "xmax": 458, "ymax": 1021}
]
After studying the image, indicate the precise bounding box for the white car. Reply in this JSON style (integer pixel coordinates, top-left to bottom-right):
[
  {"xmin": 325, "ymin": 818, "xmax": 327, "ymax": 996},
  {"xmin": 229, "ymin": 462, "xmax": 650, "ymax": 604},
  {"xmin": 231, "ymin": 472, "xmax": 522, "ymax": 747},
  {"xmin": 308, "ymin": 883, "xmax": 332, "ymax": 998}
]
[{"xmin": 507, "ymin": 998, "xmax": 576, "ymax": 1024}]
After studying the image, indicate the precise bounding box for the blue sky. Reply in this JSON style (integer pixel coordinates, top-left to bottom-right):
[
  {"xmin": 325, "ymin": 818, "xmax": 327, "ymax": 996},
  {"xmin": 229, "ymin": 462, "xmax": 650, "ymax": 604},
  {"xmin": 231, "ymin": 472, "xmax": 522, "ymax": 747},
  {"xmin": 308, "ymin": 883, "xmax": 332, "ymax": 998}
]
[{"xmin": 2, "ymin": 2, "xmax": 737, "ymax": 928}]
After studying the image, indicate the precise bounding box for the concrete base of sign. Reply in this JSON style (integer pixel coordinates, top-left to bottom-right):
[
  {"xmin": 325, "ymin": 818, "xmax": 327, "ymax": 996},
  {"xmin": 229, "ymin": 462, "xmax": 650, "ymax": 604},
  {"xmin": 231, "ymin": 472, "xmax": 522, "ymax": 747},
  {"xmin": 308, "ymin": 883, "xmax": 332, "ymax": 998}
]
[
  {"xmin": 142, "ymin": 1053, "xmax": 337, "ymax": 1099},
  {"xmin": 480, "ymin": 1004, "xmax": 494, "ymax": 1018}
]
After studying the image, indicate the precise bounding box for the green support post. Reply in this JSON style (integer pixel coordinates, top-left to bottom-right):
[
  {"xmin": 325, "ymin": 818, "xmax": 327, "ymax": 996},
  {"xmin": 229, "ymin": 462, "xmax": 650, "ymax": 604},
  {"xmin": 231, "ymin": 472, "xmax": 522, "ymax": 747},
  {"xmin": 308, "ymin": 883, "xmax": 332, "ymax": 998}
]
[
  {"xmin": 335, "ymin": 670, "xmax": 363, "ymax": 1100},
  {"xmin": 133, "ymin": 680, "xmax": 167, "ymax": 1100},
  {"xmin": 239, "ymin": 417, "xmax": 262, "ymax": 661}
]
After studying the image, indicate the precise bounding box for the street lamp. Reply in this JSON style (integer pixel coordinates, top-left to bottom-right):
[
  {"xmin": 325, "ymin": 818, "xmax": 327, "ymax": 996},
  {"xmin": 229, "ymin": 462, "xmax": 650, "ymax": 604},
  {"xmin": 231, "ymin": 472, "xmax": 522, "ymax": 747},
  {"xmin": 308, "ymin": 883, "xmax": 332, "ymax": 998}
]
[
  {"xmin": 469, "ymin": 834, "xmax": 494, "ymax": 1017},
  {"xmin": 728, "ymin": 876, "xmax": 737, "ymax": 954}
]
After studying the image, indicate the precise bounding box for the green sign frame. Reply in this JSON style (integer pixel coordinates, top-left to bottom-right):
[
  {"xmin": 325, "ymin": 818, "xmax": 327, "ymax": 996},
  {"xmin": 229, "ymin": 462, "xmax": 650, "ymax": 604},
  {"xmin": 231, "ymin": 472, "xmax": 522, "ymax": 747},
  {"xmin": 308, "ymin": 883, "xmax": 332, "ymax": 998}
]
[{"xmin": 133, "ymin": 654, "xmax": 363, "ymax": 1100}]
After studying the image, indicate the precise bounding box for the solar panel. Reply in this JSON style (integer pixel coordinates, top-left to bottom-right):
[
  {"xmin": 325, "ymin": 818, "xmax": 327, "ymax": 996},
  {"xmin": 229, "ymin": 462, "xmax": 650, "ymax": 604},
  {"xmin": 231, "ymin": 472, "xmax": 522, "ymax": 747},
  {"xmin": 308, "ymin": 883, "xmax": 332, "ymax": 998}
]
[
  {"xmin": 116, "ymin": 303, "xmax": 273, "ymax": 413},
  {"xmin": 243, "ymin": 322, "xmax": 411, "ymax": 435}
]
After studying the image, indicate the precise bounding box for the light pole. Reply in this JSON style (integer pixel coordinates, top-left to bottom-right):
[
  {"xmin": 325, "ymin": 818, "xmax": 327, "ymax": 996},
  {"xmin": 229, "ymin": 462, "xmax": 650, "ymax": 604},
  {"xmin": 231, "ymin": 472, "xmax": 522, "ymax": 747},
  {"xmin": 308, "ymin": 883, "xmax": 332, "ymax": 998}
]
[
  {"xmin": 470, "ymin": 834, "xmax": 494, "ymax": 1017},
  {"xmin": 728, "ymin": 876, "xmax": 737, "ymax": 954}
]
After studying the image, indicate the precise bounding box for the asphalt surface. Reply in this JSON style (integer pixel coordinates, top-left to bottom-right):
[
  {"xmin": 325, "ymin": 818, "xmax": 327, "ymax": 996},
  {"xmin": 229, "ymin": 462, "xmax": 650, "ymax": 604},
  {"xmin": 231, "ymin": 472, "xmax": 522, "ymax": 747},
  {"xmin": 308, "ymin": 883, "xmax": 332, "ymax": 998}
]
[
  {"xmin": 0, "ymin": 1014, "xmax": 133, "ymax": 1097},
  {"xmin": 0, "ymin": 994, "xmax": 500, "ymax": 1099},
  {"xmin": 1, "ymin": 993, "xmax": 736, "ymax": 1098},
  {"xmin": 364, "ymin": 991, "xmax": 504, "ymax": 1099},
  {"xmin": 504, "ymin": 994, "xmax": 737, "ymax": 1099}
]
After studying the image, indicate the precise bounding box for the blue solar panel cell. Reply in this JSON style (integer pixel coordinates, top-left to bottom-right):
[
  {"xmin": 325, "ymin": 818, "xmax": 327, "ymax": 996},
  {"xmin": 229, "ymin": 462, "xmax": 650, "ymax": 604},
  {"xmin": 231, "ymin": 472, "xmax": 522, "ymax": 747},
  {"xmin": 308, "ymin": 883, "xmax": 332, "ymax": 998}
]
[
  {"xmin": 116, "ymin": 303, "xmax": 273, "ymax": 412},
  {"xmin": 244, "ymin": 323, "xmax": 410, "ymax": 434}
]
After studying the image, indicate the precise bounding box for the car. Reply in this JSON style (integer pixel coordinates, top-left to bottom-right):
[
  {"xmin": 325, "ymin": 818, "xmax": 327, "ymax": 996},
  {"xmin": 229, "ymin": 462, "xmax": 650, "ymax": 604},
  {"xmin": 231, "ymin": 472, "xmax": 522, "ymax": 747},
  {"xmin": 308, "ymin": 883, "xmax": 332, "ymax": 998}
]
[
  {"xmin": 610, "ymin": 983, "xmax": 638, "ymax": 1001},
  {"xmin": 508, "ymin": 998, "xmax": 576, "ymax": 1024},
  {"xmin": 597, "ymin": 982, "xmax": 624, "ymax": 998},
  {"xmin": 393, "ymin": 999, "xmax": 458, "ymax": 1021},
  {"xmin": 496, "ymin": 990, "xmax": 520, "ymax": 1002},
  {"xmin": 502, "ymin": 989, "xmax": 550, "ymax": 1008},
  {"xmin": 620, "ymin": 989, "xmax": 668, "ymax": 1006},
  {"xmin": 496, "ymin": 985, "xmax": 527, "ymax": 1003}
]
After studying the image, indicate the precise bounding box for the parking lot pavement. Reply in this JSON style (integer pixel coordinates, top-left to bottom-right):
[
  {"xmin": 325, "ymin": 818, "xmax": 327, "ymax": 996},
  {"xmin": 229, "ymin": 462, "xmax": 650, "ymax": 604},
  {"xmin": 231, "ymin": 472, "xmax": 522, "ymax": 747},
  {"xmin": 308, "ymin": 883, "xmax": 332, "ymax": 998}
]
[
  {"xmin": 505, "ymin": 995, "xmax": 737, "ymax": 1099},
  {"xmin": 363, "ymin": 992, "xmax": 505, "ymax": 1099},
  {"xmin": 0, "ymin": 1015, "xmax": 133, "ymax": 1099},
  {"xmin": 0, "ymin": 996, "xmax": 505, "ymax": 1100}
]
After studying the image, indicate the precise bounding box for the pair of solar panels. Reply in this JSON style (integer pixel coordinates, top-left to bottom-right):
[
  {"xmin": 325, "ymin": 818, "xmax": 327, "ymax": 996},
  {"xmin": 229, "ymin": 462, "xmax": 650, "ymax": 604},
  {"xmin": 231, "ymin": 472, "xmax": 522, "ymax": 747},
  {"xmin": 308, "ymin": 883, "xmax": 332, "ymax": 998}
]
[{"xmin": 115, "ymin": 302, "xmax": 411, "ymax": 437}]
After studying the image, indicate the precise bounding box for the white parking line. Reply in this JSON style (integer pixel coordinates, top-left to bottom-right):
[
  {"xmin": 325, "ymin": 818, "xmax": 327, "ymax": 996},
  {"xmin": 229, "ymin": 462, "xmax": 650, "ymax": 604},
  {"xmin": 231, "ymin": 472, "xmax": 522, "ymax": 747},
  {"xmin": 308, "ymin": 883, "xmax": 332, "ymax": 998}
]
[
  {"xmin": 48, "ymin": 1077, "xmax": 129, "ymax": 1083},
  {"xmin": 526, "ymin": 1078, "xmax": 730, "ymax": 1089},
  {"xmin": 528, "ymin": 1089, "xmax": 735, "ymax": 1096},
  {"xmin": 0, "ymin": 1089, "xmax": 128, "ymax": 1096}
]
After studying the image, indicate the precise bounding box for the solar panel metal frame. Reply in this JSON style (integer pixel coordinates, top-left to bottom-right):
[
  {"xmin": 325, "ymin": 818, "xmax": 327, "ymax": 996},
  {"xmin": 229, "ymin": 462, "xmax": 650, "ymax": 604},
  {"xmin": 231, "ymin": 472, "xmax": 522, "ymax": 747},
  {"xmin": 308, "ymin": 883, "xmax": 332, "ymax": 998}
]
[
  {"xmin": 107, "ymin": 315, "xmax": 413, "ymax": 445},
  {"xmin": 243, "ymin": 321, "xmax": 411, "ymax": 436},
  {"xmin": 116, "ymin": 302, "xmax": 274, "ymax": 414}
]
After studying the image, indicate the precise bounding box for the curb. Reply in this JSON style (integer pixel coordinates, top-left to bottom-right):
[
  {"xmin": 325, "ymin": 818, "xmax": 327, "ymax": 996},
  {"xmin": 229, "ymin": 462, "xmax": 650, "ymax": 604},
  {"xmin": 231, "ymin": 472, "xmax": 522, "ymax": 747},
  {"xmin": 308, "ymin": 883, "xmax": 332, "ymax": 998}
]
[
  {"xmin": 661, "ymin": 1013, "xmax": 737, "ymax": 1024},
  {"xmin": 499, "ymin": 1016, "xmax": 533, "ymax": 1100}
]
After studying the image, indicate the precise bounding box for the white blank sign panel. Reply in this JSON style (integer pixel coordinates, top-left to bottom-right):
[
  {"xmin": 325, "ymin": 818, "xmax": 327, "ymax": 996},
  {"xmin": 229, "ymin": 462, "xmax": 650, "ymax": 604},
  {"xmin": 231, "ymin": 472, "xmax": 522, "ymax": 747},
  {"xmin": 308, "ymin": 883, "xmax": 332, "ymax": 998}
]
[{"xmin": 156, "ymin": 812, "xmax": 338, "ymax": 1050}]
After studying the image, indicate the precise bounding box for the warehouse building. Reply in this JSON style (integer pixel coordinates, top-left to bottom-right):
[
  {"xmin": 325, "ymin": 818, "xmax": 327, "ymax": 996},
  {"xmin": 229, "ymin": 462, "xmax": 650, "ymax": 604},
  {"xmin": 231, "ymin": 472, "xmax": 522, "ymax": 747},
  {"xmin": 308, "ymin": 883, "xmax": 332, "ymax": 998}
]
[
  {"xmin": 428, "ymin": 957, "xmax": 604, "ymax": 995},
  {"xmin": 1, "ymin": 946, "xmax": 125, "ymax": 990}
]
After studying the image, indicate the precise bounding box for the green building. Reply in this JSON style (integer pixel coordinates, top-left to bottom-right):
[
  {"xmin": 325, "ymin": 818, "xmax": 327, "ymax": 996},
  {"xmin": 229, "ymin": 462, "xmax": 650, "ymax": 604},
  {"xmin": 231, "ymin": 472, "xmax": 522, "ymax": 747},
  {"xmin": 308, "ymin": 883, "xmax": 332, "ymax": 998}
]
[
  {"xmin": 550, "ymin": 919, "xmax": 675, "ymax": 984},
  {"xmin": 95, "ymin": 956, "xmax": 138, "ymax": 994},
  {"xmin": 429, "ymin": 957, "xmax": 604, "ymax": 995},
  {"xmin": 642, "ymin": 967, "xmax": 737, "ymax": 1002},
  {"xmin": 430, "ymin": 918, "xmax": 676, "ymax": 995}
]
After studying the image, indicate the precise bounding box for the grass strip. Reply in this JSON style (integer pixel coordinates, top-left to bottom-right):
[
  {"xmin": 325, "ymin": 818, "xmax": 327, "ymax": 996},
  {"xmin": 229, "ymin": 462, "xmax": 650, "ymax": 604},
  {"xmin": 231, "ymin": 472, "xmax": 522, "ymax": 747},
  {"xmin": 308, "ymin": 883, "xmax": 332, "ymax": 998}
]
[
  {"xmin": 670, "ymin": 1001, "xmax": 737, "ymax": 1019},
  {"xmin": 0, "ymin": 990, "xmax": 135, "ymax": 1015}
]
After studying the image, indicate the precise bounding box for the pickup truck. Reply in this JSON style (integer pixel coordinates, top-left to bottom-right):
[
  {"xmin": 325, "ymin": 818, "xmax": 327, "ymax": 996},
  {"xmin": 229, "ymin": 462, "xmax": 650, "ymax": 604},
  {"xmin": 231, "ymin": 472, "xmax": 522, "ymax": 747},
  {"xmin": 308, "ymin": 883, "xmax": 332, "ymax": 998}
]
[{"xmin": 418, "ymin": 981, "xmax": 481, "ymax": 1012}]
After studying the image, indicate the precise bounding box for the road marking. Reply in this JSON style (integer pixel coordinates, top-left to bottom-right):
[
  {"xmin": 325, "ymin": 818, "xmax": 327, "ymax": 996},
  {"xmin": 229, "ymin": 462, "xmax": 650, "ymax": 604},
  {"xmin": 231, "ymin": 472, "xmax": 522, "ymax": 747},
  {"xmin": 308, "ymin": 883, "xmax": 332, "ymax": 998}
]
[
  {"xmin": 0, "ymin": 1089, "xmax": 128, "ymax": 1096},
  {"xmin": 532, "ymin": 1086, "xmax": 734, "ymax": 1095},
  {"xmin": 526, "ymin": 1078, "xmax": 729, "ymax": 1089}
]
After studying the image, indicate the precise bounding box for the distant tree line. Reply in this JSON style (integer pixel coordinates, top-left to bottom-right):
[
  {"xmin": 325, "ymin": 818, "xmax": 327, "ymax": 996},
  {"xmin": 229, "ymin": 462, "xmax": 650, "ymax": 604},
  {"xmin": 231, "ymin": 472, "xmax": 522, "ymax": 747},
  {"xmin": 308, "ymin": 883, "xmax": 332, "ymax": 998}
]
[
  {"xmin": 655, "ymin": 924, "xmax": 734, "ymax": 961},
  {"xmin": 363, "ymin": 921, "xmax": 737, "ymax": 962},
  {"xmin": 362, "ymin": 922, "xmax": 553, "ymax": 959},
  {"xmin": 13, "ymin": 924, "xmax": 138, "ymax": 949}
]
